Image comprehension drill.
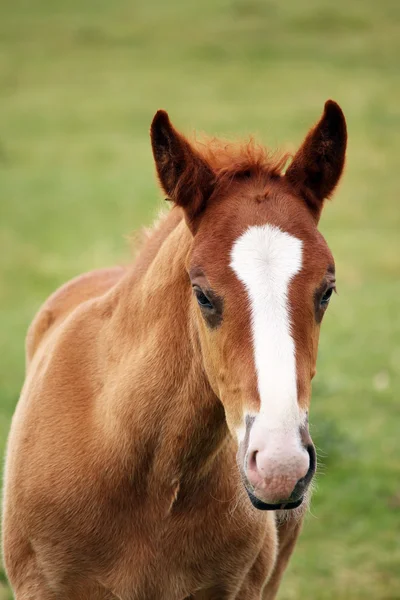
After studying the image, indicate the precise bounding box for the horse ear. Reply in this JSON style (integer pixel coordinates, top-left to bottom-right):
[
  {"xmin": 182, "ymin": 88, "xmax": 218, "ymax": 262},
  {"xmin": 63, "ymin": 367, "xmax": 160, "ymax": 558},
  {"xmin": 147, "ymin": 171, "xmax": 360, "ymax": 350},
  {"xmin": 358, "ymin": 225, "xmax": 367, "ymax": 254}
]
[
  {"xmin": 150, "ymin": 110, "xmax": 215, "ymax": 231},
  {"xmin": 285, "ymin": 100, "xmax": 347, "ymax": 222}
]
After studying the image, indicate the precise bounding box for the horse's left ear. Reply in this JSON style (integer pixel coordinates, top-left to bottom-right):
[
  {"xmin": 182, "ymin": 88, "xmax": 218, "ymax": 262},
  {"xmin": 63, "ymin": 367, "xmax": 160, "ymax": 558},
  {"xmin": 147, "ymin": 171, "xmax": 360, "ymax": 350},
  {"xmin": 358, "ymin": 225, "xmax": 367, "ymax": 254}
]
[
  {"xmin": 150, "ymin": 110, "xmax": 215, "ymax": 232},
  {"xmin": 285, "ymin": 100, "xmax": 347, "ymax": 222}
]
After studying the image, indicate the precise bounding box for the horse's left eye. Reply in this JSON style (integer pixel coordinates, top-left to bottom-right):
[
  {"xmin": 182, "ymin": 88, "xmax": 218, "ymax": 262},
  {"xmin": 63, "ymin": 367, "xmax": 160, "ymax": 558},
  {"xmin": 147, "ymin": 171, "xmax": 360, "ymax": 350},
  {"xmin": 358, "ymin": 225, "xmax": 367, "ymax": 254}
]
[{"xmin": 321, "ymin": 287, "xmax": 334, "ymax": 307}]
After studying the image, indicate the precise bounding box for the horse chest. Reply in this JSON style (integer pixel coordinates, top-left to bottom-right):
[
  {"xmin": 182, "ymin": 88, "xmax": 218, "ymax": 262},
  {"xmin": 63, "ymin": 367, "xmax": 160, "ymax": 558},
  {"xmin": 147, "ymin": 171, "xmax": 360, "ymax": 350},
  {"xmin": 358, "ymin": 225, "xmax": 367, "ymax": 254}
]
[
  {"xmin": 103, "ymin": 487, "xmax": 277, "ymax": 599},
  {"xmin": 91, "ymin": 431, "xmax": 277, "ymax": 598}
]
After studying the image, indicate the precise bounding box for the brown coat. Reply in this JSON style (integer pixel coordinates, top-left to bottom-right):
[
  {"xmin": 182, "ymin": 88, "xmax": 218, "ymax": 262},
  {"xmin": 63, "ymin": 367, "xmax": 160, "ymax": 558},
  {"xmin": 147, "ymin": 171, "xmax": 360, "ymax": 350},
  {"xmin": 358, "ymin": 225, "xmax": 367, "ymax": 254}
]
[{"xmin": 2, "ymin": 101, "xmax": 347, "ymax": 599}]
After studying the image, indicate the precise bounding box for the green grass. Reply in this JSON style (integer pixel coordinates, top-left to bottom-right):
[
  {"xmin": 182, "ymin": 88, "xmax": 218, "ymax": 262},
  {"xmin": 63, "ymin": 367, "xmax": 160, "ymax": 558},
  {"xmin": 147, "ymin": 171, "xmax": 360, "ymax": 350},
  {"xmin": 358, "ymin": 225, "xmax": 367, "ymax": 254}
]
[{"xmin": 0, "ymin": 0, "xmax": 399, "ymax": 598}]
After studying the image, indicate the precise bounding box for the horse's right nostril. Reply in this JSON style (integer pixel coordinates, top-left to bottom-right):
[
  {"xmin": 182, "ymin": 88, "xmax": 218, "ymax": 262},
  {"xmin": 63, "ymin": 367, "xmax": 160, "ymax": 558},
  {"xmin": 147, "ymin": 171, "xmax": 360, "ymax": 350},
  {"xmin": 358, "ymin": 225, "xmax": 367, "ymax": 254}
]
[{"xmin": 248, "ymin": 450, "xmax": 258, "ymax": 472}]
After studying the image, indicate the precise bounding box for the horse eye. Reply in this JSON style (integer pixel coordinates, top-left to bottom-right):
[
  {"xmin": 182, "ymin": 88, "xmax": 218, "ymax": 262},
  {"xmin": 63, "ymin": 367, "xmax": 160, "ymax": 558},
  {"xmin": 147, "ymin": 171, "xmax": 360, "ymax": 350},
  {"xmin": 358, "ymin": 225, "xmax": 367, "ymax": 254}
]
[
  {"xmin": 321, "ymin": 287, "xmax": 334, "ymax": 307},
  {"xmin": 194, "ymin": 288, "xmax": 214, "ymax": 310}
]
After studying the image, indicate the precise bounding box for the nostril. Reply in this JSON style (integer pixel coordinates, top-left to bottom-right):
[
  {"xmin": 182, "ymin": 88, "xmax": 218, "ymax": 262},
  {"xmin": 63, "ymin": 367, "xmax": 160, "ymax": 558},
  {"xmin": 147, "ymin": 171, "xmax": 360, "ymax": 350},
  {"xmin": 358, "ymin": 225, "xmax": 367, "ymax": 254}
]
[
  {"xmin": 306, "ymin": 444, "xmax": 316, "ymax": 479},
  {"xmin": 288, "ymin": 445, "xmax": 317, "ymax": 502},
  {"xmin": 248, "ymin": 450, "xmax": 258, "ymax": 472},
  {"xmin": 296, "ymin": 444, "xmax": 316, "ymax": 486}
]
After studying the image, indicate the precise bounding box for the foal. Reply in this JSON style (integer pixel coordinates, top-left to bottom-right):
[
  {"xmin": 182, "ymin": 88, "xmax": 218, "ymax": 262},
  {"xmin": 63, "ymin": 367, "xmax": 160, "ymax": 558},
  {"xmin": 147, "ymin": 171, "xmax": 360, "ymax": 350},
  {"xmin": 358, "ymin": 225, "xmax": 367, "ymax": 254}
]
[{"xmin": 2, "ymin": 101, "xmax": 347, "ymax": 599}]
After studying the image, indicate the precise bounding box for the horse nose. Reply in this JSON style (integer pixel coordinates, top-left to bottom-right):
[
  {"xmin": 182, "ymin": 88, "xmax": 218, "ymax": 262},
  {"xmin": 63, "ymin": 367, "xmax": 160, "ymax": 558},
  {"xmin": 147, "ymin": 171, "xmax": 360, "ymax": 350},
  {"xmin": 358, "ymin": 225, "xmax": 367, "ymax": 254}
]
[{"xmin": 245, "ymin": 431, "xmax": 316, "ymax": 505}]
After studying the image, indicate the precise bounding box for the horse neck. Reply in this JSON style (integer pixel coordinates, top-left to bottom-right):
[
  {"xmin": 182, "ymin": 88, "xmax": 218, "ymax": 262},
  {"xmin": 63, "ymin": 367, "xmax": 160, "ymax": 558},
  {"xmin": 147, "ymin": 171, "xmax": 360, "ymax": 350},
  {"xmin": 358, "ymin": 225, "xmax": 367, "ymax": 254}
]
[{"xmin": 108, "ymin": 212, "xmax": 228, "ymax": 499}]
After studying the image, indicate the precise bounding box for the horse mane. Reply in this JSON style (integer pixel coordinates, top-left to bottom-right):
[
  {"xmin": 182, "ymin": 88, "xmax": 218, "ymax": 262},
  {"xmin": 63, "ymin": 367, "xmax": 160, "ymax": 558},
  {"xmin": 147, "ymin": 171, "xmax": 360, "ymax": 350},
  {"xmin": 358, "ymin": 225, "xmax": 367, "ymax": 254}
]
[{"xmin": 193, "ymin": 136, "xmax": 292, "ymax": 186}]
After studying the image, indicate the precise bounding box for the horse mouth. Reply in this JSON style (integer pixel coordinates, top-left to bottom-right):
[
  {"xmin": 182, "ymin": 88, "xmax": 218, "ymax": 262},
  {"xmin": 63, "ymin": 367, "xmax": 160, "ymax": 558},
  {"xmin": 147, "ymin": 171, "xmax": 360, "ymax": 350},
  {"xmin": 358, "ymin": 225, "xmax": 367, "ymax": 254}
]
[{"xmin": 245, "ymin": 488, "xmax": 304, "ymax": 511}]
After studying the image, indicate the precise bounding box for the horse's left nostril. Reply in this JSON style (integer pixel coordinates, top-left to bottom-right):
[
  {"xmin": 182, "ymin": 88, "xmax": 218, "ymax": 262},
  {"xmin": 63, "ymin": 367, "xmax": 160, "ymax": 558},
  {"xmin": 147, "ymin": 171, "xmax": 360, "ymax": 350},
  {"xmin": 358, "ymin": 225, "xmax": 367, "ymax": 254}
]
[
  {"xmin": 294, "ymin": 444, "xmax": 316, "ymax": 485},
  {"xmin": 288, "ymin": 443, "xmax": 317, "ymax": 502},
  {"xmin": 306, "ymin": 443, "xmax": 316, "ymax": 480}
]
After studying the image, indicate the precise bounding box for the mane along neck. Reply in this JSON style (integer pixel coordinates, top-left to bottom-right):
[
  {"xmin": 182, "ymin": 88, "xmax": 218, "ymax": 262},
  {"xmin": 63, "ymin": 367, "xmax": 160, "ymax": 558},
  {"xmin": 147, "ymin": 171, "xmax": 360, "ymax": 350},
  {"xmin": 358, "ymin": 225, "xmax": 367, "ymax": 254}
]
[{"xmin": 108, "ymin": 209, "xmax": 228, "ymax": 505}]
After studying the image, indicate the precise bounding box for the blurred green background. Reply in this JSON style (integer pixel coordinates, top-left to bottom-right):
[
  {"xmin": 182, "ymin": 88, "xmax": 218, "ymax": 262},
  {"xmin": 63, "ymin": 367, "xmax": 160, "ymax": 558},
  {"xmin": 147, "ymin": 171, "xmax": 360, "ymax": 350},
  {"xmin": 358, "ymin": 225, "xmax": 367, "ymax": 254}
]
[{"xmin": 0, "ymin": 0, "xmax": 399, "ymax": 598}]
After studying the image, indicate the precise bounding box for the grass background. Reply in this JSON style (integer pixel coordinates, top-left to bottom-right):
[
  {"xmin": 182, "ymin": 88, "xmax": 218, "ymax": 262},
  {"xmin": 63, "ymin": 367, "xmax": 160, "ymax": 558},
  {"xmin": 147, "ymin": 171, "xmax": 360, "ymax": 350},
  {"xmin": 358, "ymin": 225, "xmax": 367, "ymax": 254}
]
[{"xmin": 0, "ymin": 0, "xmax": 399, "ymax": 598}]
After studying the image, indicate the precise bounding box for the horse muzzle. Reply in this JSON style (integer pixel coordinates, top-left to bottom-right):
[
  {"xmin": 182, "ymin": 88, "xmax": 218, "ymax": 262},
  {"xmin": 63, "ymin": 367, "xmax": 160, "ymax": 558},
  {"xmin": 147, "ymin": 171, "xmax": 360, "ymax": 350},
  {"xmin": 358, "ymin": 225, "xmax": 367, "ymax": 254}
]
[{"xmin": 239, "ymin": 417, "xmax": 316, "ymax": 510}]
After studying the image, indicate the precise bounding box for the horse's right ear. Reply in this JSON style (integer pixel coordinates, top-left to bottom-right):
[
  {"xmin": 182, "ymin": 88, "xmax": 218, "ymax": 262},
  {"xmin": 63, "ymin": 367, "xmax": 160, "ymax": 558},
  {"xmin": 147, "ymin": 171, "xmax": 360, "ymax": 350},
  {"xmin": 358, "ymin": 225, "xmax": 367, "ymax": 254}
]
[{"xmin": 150, "ymin": 110, "xmax": 215, "ymax": 231}]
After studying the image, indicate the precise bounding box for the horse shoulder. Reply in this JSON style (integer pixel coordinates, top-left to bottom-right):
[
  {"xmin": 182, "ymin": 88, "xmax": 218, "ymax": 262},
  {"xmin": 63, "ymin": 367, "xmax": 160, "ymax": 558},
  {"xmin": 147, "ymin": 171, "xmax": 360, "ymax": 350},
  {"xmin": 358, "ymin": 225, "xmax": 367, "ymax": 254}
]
[{"xmin": 25, "ymin": 266, "xmax": 126, "ymax": 366}]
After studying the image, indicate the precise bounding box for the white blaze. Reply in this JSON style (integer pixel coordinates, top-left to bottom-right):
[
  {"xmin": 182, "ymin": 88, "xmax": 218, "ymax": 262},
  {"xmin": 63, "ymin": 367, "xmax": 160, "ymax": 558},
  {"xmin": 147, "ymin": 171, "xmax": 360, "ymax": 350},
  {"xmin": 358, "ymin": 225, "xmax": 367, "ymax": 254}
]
[{"xmin": 230, "ymin": 224, "xmax": 303, "ymax": 431}]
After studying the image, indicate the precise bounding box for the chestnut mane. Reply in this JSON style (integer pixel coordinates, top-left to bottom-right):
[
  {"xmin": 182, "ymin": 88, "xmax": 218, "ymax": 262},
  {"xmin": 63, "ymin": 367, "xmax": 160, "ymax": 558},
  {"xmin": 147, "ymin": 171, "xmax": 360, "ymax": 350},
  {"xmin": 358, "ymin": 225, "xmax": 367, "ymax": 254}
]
[{"xmin": 194, "ymin": 136, "xmax": 291, "ymax": 186}]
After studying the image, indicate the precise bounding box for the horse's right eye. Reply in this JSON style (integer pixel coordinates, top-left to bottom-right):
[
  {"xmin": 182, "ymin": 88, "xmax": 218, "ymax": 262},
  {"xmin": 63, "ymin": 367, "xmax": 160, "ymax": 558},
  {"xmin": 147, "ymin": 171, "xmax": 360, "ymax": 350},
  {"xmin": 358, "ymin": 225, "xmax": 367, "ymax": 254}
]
[{"xmin": 194, "ymin": 288, "xmax": 214, "ymax": 310}]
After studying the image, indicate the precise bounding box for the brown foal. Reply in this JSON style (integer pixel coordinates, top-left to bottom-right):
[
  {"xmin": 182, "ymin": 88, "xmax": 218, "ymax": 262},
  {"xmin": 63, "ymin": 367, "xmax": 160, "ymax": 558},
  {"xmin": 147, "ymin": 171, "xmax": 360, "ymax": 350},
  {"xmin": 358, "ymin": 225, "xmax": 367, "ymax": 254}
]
[{"xmin": 2, "ymin": 100, "xmax": 347, "ymax": 599}]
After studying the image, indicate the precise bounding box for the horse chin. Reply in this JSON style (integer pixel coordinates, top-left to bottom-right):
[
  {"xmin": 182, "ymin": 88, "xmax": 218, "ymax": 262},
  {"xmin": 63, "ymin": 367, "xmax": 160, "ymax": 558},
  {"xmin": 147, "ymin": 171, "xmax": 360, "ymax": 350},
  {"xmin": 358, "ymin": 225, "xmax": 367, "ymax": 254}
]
[{"xmin": 245, "ymin": 488, "xmax": 304, "ymax": 511}]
